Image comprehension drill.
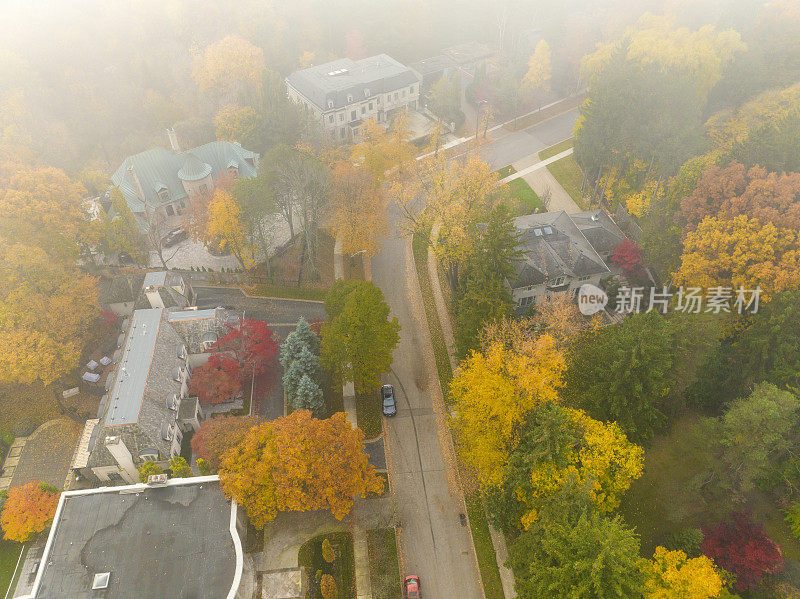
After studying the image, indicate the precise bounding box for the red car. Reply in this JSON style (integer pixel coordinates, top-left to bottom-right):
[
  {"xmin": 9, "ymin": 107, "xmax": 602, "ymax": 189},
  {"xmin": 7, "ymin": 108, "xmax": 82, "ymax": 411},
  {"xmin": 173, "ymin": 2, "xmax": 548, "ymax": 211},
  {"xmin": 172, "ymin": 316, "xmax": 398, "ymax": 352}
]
[{"xmin": 404, "ymin": 575, "xmax": 421, "ymax": 598}]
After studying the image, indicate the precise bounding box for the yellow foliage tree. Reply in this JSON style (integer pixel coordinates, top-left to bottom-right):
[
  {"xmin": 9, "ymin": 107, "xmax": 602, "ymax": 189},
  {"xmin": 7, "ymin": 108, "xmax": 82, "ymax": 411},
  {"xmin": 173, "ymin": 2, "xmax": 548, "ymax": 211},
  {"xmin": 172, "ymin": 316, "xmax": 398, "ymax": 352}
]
[
  {"xmin": 193, "ymin": 35, "xmax": 265, "ymax": 103},
  {"xmin": 523, "ymin": 40, "xmax": 552, "ymax": 97},
  {"xmin": 450, "ymin": 335, "xmax": 565, "ymax": 486},
  {"xmin": 205, "ymin": 188, "xmax": 255, "ymax": 270},
  {"xmin": 351, "ymin": 113, "xmax": 413, "ymax": 182},
  {"xmin": 219, "ymin": 410, "xmax": 383, "ymax": 528},
  {"xmin": 642, "ymin": 547, "xmax": 723, "ymax": 598},
  {"xmin": 1, "ymin": 481, "xmax": 60, "ymax": 542},
  {"xmin": 518, "ymin": 406, "xmax": 644, "ymax": 528},
  {"xmin": 214, "ymin": 104, "xmax": 263, "ymax": 146},
  {"xmin": 675, "ymin": 214, "xmax": 800, "ymax": 300},
  {"xmin": 329, "ymin": 162, "xmax": 387, "ymax": 257}
]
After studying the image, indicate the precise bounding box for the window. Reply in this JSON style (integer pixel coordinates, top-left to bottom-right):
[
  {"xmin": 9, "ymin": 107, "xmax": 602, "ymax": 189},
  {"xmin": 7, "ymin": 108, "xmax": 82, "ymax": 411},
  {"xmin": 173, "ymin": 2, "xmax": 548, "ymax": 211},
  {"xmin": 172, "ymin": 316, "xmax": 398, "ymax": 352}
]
[
  {"xmin": 347, "ymin": 94, "xmax": 353, "ymax": 103},
  {"xmin": 351, "ymin": 110, "xmax": 356, "ymax": 120},
  {"xmin": 402, "ymin": 89, "xmax": 406, "ymax": 97},
  {"xmin": 549, "ymin": 277, "xmax": 566, "ymax": 287},
  {"xmin": 368, "ymin": 102, "xmax": 373, "ymax": 110},
  {"xmin": 165, "ymin": 204, "xmax": 175, "ymax": 216},
  {"xmin": 157, "ymin": 188, "xmax": 170, "ymax": 203},
  {"xmin": 329, "ymin": 115, "xmax": 334, "ymax": 123},
  {"xmin": 394, "ymin": 92, "xmax": 398, "ymax": 100},
  {"xmin": 578, "ymin": 275, "xmax": 591, "ymax": 282},
  {"xmin": 339, "ymin": 113, "xmax": 344, "ymax": 122},
  {"xmin": 364, "ymin": 88, "xmax": 370, "ymax": 97},
  {"xmin": 361, "ymin": 106, "xmax": 365, "ymax": 114},
  {"xmin": 519, "ymin": 296, "xmax": 533, "ymax": 307},
  {"xmin": 328, "ymin": 100, "xmax": 334, "ymax": 109}
]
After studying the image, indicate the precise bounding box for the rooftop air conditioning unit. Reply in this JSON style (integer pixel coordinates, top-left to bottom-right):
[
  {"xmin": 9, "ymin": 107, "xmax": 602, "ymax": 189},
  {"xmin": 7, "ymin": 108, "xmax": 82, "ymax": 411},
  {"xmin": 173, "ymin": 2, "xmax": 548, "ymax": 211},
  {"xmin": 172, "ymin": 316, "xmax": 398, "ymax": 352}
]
[{"xmin": 147, "ymin": 474, "xmax": 168, "ymax": 486}]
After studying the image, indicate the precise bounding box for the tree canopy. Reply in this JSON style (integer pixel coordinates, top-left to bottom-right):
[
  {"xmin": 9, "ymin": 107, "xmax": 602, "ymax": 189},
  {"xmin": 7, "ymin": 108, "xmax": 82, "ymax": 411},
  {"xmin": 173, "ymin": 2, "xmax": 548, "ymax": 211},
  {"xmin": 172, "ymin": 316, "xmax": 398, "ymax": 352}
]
[{"xmin": 1, "ymin": 481, "xmax": 59, "ymax": 542}]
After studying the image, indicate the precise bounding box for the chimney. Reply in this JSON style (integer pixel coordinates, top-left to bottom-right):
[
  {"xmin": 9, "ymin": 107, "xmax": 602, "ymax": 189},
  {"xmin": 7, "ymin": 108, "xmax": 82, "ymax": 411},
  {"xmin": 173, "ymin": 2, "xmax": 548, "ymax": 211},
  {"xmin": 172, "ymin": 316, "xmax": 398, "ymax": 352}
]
[
  {"xmin": 104, "ymin": 436, "xmax": 139, "ymax": 484},
  {"xmin": 167, "ymin": 127, "xmax": 181, "ymax": 152},
  {"xmin": 127, "ymin": 164, "xmax": 146, "ymax": 204}
]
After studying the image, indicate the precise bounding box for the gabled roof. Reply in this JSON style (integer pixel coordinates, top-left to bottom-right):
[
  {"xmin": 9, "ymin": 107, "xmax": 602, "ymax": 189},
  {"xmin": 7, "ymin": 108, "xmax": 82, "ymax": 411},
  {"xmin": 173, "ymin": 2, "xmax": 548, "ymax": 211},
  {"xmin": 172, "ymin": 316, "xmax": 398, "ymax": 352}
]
[
  {"xmin": 100, "ymin": 274, "xmax": 146, "ymax": 305},
  {"xmin": 286, "ymin": 54, "xmax": 419, "ymax": 112},
  {"xmin": 110, "ymin": 141, "xmax": 258, "ymax": 213}
]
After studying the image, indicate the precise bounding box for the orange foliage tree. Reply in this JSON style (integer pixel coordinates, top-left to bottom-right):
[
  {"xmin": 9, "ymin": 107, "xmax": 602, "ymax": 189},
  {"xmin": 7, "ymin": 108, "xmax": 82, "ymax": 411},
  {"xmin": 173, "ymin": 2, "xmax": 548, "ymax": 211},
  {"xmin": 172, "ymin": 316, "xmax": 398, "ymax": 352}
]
[
  {"xmin": 219, "ymin": 410, "xmax": 384, "ymax": 528},
  {"xmin": 1, "ymin": 481, "xmax": 60, "ymax": 542},
  {"xmin": 190, "ymin": 415, "xmax": 260, "ymax": 472}
]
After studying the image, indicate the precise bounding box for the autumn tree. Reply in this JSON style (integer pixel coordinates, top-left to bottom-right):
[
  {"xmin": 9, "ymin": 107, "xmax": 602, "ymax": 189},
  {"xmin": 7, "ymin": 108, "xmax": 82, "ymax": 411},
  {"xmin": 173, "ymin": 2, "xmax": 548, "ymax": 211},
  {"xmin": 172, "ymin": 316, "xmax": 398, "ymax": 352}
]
[
  {"xmin": 322, "ymin": 538, "xmax": 335, "ymax": 563},
  {"xmin": 212, "ymin": 319, "xmax": 278, "ymax": 380},
  {"xmin": 0, "ymin": 482, "xmax": 59, "ymax": 543},
  {"xmin": 329, "ymin": 162, "xmax": 387, "ymax": 258},
  {"xmin": 218, "ymin": 410, "xmax": 384, "ymax": 527},
  {"xmin": 191, "ymin": 415, "xmax": 260, "ymax": 472},
  {"xmin": 206, "ymin": 188, "xmax": 256, "ymax": 270},
  {"xmin": 0, "ymin": 244, "xmax": 100, "ymax": 385},
  {"xmin": 283, "ymin": 346, "xmax": 324, "ymax": 415},
  {"xmin": 189, "ymin": 358, "xmax": 242, "ymax": 404},
  {"xmin": 320, "ymin": 574, "xmax": 338, "ymax": 599},
  {"xmin": 214, "ymin": 104, "xmax": 265, "ymax": 150},
  {"xmin": 193, "ymin": 35, "xmax": 265, "ymax": 105},
  {"xmin": 523, "ymin": 40, "xmax": 552, "ymax": 107},
  {"xmin": 675, "ymin": 214, "xmax": 800, "ymax": 299},
  {"xmin": 169, "ymin": 456, "xmax": 192, "ymax": 478},
  {"xmin": 641, "ymin": 547, "xmax": 723, "ymax": 599},
  {"xmin": 451, "ymin": 335, "xmax": 565, "ymax": 486},
  {"xmin": 138, "ymin": 461, "xmax": 164, "ymax": 483},
  {"xmin": 701, "ymin": 512, "xmax": 783, "ymax": 591},
  {"xmin": 321, "ymin": 281, "xmax": 400, "ymax": 393},
  {"xmin": 97, "ymin": 187, "xmax": 147, "ymax": 265},
  {"xmin": 564, "ymin": 312, "xmax": 678, "ymax": 442}
]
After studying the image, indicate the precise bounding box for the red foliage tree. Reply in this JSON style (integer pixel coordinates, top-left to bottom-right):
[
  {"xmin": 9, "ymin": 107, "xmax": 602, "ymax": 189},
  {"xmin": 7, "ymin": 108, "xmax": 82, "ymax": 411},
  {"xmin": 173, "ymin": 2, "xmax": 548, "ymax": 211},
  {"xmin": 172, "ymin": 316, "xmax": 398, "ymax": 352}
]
[
  {"xmin": 100, "ymin": 309, "xmax": 119, "ymax": 330},
  {"xmin": 190, "ymin": 415, "xmax": 260, "ymax": 472},
  {"xmin": 188, "ymin": 358, "xmax": 242, "ymax": 404},
  {"xmin": 610, "ymin": 239, "xmax": 645, "ymax": 274},
  {"xmin": 211, "ymin": 319, "xmax": 278, "ymax": 380},
  {"xmin": 701, "ymin": 511, "xmax": 783, "ymax": 591},
  {"xmin": 1, "ymin": 481, "xmax": 60, "ymax": 542}
]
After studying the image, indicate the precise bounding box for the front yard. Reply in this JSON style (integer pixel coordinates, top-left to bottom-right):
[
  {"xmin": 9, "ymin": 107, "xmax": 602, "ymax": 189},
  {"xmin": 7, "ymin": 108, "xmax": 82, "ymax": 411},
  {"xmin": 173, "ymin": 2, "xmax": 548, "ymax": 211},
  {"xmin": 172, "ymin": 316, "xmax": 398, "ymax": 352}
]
[
  {"xmin": 298, "ymin": 532, "xmax": 355, "ymax": 599},
  {"xmin": 538, "ymin": 138, "xmax": 587, "ymax": 209},
  {"xmin": 0, "ymin": 541, "xmax": 22, "ymax": 598}
]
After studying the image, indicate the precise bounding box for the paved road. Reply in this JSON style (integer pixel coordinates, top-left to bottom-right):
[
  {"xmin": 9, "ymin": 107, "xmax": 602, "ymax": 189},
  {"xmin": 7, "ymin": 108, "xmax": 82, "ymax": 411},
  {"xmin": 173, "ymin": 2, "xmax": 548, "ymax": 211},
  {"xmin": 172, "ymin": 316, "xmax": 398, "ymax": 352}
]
[
  {"xmin": 373, "ymin": 211, "xmax": 483, "ymax": 599},
  {"xmin": 480, "ymin": 107, "xmax": 579, "ymax": 169},
  {"xmin": 193, "ymin": 287, "xmax": 325, "ymax": 323}
]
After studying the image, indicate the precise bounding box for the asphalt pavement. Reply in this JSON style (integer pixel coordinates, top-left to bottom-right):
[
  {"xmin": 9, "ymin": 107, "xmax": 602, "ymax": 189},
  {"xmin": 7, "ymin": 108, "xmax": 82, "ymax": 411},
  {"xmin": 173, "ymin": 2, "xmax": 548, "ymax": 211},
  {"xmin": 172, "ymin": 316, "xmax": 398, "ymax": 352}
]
[{"xmin": 193, "ymin": 286, "xmax": 325, "ymax": 323}]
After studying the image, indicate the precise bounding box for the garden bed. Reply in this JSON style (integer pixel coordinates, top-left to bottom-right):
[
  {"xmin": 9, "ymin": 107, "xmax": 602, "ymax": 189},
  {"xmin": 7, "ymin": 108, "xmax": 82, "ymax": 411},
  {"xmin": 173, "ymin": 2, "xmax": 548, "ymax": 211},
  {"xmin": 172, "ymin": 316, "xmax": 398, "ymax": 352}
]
[
  {"xmin": 355, "ymin": 390, "xmax": 382, "ymax": 439},
  {"xmin": 298, "ymin": 532, "xmax": 355, "ymax": 599}
]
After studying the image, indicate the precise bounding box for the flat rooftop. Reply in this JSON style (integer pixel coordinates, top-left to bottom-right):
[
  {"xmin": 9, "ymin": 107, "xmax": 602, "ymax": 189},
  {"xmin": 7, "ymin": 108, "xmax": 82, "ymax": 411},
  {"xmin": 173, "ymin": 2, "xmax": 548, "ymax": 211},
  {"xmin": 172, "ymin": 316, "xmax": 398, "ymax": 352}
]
[
  {"xmin": 142, "ymin": 271, "xmax": 168, "ymax": 289},
  {"xmin": 105, "ymin": 308, "xmax": 162, "ymax": 426},
  {"xmin": 167, "ymin": 308, "xmax": 217, "ymax": 322},
  {"xmin": 28, "ymin": 478, "xmax": 239, "ymax": 599}
]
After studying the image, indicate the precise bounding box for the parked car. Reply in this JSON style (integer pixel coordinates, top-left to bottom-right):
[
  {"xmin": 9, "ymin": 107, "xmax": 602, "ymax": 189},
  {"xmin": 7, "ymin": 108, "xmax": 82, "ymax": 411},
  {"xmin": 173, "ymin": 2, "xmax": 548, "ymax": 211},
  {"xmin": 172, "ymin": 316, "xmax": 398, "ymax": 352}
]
[
  {"xmin": 404, "ymin": 575, "xmax": 421, "ymax": 598},
  {"xmin": 381, "ymin": 384, "xmax": 397, "ymax": 417},
  {"xmin": 162, "ymin": 227, "xmax": 187, "ymax": 247}
]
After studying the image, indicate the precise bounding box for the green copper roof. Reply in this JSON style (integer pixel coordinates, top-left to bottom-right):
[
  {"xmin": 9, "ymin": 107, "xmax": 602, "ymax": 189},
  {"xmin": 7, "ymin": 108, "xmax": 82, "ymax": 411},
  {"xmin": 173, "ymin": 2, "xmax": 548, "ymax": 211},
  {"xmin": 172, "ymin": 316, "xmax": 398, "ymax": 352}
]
[{"xmin": 177, "ymin": 153, "xmax": 213, "ymax": 181}]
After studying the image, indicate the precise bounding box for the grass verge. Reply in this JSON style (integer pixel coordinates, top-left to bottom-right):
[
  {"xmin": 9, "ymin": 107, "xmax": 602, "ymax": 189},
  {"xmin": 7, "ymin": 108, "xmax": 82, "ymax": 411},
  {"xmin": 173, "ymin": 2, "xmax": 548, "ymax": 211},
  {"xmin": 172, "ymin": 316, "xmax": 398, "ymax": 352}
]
[
  {"xmin": 243, "ymin": 284, "xmax": 328, "ymax": 302},
  {"xmin": 538, "ymin": 137, "xmax": 574, "ymax": 161},
  {"xmin": 0, "ymin": 541, "xmax": 22, "ymax": 598},
  {"xmin": 497, "ymin": 166, "xmax": 543, "ymax": 216},
  {"xmin": 411, "ymin": 231, "xmax": 505, "ymax": 599},
  {"xmin": 411, "ymin": 233, "xmax": 453, "ymax": 402},
  {"xmin": 298, "ymin": 532, "xmax": 355, "ymax": 599},
  {"xmin": 355, "ymin": 390, "xmax": 382, "ymax": 439},
  {"xmin": 466, "ymin": 493, "xmax": 506, "ymax": 599},
  {"xmin": 537, "ymin": 138, "xmax": 587, "ymax": 210},
  {"xmin": 367, "ymin": 528, "xmax": 400, "ymax": 599}
]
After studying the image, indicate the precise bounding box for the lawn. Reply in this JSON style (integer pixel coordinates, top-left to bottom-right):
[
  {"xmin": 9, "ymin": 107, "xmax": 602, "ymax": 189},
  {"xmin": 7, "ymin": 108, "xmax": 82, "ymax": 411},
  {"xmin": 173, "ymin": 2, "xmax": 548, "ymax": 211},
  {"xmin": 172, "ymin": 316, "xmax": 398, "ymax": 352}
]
[
  {"xmin": 536, "ymin": 138, "xmax": 587, "ymax": 210},
  {"xmin": 0, "ymin": 541, "xmax": 23, "ymax": 598},
  {"xmin": 355, "ymin": 390, "xmax": 382, "ymax": 439},
  {"xmin": 466, "ymin": 492, "xmax": 506, "ymax": 599},
  {"xmin": 619, "ymin": 412, "xmax": 800, "ymax": 562},
  {"xmin": 0, "ymin": 383, "xmax": 62, "ymax": 437},
  {"xmin": 497, "ymin": 166, "xmax": 543, "ymax": 216},
  {"xmin": 366, "ymin": 528, "xmax": 400, "ymax": 599},
  {"xmin": 298, "ymin": 531, "xmax": 355, "ymax": 599}
]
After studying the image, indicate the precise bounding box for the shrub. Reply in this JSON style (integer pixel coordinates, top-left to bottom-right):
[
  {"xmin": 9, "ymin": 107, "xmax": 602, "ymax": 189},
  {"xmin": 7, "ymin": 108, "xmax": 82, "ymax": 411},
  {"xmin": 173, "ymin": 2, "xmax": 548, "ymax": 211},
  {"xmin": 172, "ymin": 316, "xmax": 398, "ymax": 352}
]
[
  {"xmin": 138, "ymin": 461, "xmax": 164, "ymax": 483},
  {"xmin": 0, "ymin": 481, "xmax": 60, "ymax": 542},
  {"xmin": 663, "ymin": 528, "xmax": 704, "ymax": 558},
  {"xmin": 322, "ymin": 537, "xmax": 335, "ymax": 563},
  {"xmin": 320, "ymin": 574, "xmax": 338, "ymax": 599},
  {"xmin": 785, "ymin": 503, "xmax": 800, "ymax": 540}
]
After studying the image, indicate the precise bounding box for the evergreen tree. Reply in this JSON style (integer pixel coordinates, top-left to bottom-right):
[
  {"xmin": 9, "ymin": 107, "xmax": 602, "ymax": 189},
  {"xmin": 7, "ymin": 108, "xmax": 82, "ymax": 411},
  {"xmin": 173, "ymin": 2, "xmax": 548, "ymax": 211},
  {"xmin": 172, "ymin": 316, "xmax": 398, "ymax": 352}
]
[{"xmin": 293, "ymin": 374, "xmax": 324, "ymax": 416}]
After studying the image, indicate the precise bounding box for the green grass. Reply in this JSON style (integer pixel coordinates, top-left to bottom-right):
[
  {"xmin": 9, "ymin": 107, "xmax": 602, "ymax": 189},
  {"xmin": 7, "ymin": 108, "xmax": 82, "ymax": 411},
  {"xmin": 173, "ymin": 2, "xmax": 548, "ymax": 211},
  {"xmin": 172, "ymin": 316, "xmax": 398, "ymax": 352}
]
[
  {"xmin": 497, "ymin": 166, "xmax": 543, "ymax": 216},
  {"xmin": 244, "ymin": 284, "xmax": 328, "ymax": 302},
  {"xmin": 537, "ymin": 139, "xmax": 587, "ymax": 210},
  {"xmin": 298, "ymin": 532, "xmax": 355, "ymax": 599},
  {"xmin": 466, "ymin": 493, "xmax": 506, "ymax": 599},
  {"xmin": 0, "ymin": 541, "xmax": 23, "ymax": 598},
  {"xmin": 366, "ymin": 528, "xmax": 400, "ymax": 599},
  {"xmin": 411, "ymin": 232, "xmax": 453, "ymax": 402},
  {"xmin": 355, "ymin": 390, "xmax": 382, "ymax": 439}
]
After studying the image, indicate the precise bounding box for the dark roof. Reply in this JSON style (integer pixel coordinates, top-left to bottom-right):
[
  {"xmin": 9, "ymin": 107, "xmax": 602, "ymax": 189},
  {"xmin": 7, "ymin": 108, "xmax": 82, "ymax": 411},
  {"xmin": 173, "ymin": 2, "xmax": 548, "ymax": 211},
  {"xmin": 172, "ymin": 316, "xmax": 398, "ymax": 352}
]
[
  {"xmin": 441, "ymin": 42, "xmax": 498, "ymax": 65},
  {"xmin": 110, "ymin": 141, "xmax": 258, "ymax": 213},
  {"xmin": 571, "ymin": 210, "xmax": 626, "ymax": 255},
  {"xmin": 31, "ymin": 480, "xmax": 238, "ymax": 599},
  {"xmin": 510, "ymin": 211, "xmax": 611, "ymax": 289},
  {"xmin": 286, "ymin": 54, "xmax": 419, "ymax": 112},
  {"xmin": 100, "ymin": 274, "xmax": 146, "ymax": 305},
  {"xmin": 409, "ymin": 54, "xmax": 457, "ymax": 77}
]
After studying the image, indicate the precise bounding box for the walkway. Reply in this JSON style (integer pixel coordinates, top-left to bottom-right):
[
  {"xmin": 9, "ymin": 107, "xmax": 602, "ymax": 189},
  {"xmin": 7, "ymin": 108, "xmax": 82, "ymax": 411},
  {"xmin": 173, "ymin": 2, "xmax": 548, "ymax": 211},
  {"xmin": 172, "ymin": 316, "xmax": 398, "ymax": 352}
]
[{"xmin": 509, "ymin": 149, "xmax": 580, "ymax": 214}]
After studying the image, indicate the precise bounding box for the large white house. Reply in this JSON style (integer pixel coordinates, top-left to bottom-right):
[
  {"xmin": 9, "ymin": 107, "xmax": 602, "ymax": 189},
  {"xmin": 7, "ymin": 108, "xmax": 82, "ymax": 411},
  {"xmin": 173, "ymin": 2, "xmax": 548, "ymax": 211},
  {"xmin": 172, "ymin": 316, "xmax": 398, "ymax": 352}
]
[{"xmin": 286, "ymin": 54, "xmax": 420, "ymax": 142}]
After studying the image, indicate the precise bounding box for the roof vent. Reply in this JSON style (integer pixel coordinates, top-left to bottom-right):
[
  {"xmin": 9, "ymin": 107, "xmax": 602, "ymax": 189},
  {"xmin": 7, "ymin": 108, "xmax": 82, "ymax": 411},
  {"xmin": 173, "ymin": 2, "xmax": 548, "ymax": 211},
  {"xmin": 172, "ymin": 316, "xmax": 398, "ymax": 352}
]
[
  {"xmin": 92, "ymin": 572, "xmax": 111, "ymax": 590},
  {"xmin": 167, "ymin": 393, "xmax": 178, "ymax": 411},
  {"xmin": 590, "ymin": 214, "xmax": 600, "ymax": 222},
  {"xmin": 147, "ymin": 474, "xmax": 168, "ymax": 486},
  {"xmin": 161, "ymin": 421, "xmax": 172, "ymax": 441},
  {"xmin": 533, "ymin": 228, "xmax": 543, "ymax": 237}
]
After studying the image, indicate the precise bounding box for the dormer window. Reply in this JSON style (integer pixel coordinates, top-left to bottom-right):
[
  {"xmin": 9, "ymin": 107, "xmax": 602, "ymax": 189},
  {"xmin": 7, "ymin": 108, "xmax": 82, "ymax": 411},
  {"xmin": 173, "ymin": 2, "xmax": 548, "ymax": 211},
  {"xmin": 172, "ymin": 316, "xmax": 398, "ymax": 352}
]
[
  {"xmin": 347, "ymin": 94, "xmax": 353, "ymax": 103},
  {"xmin": 327, "ymin": 100, "xmax": 334, "ymax": 109},
  {"xmin": 157, "ymin": 187, "xmax": 170, "ymax": 203},
  {"xmin": 364, "ymin": 89, "xmax": 370, "ymax": 97}
]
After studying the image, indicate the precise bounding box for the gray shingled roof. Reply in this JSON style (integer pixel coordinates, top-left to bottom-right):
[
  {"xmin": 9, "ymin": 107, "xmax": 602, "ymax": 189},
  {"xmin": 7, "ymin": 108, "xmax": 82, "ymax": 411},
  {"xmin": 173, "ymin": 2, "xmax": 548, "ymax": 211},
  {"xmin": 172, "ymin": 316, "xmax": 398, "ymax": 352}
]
[
  {"xmin": 111, "ymin": 141, "xmax": 258, "ymax": 213},
  {"xmin": 286, "ymin": 54, "xmax": 419, "ymax": 112},
  {"xmin": 510, "ymin": 211, "xmax": 611, "ymax": 289},
  {"xmin": 100, "ymin": 274, "xmax": 146, "ymax": 305},
  {"xmin": 33, "ymin": 481, "xmax": 236, "ymax": 599}
]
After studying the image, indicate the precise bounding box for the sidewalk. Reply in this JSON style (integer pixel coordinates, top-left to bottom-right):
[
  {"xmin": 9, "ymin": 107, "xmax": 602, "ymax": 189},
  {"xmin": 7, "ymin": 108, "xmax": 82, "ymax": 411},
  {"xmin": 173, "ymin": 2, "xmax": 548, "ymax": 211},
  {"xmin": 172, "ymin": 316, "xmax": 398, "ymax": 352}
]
[{"xmin": 509, "ymin": 150, "xmax": 580, "ymax": 214}]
